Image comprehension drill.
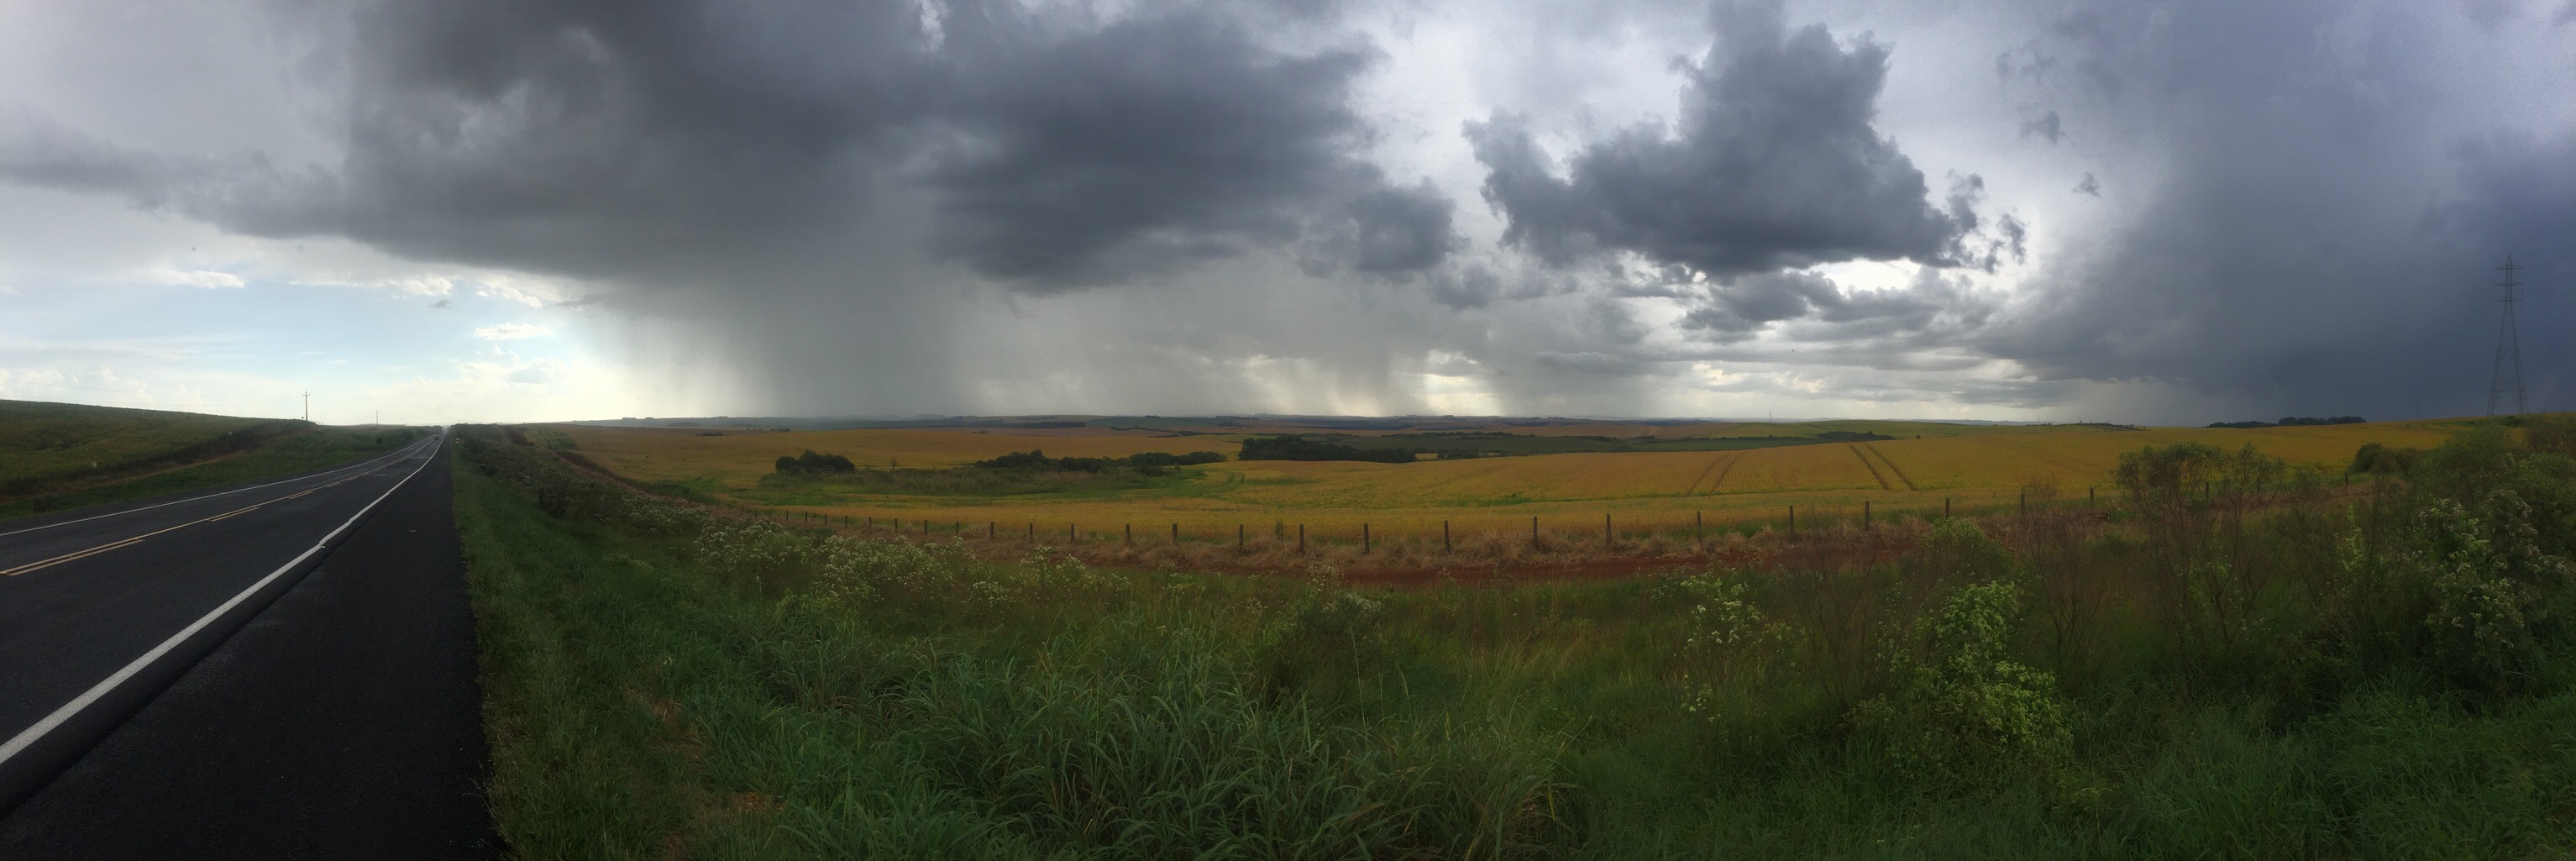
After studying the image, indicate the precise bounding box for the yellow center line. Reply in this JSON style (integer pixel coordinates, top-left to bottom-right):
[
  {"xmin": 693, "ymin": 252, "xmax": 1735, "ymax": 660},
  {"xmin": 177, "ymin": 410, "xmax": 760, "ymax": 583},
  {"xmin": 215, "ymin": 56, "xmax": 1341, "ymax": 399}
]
[
  {"xmin": 1, "ymin": 476, "xmax": 366, "ymax": 577},
  {"xmin": 1, "ymin": 536, "xmax": 148, "ymax": 577}
]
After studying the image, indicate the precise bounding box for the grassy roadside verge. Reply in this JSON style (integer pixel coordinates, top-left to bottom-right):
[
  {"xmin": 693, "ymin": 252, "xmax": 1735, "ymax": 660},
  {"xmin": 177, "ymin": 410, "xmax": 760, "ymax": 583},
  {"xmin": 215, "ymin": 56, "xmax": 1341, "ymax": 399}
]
[
  {"xmin": 457, "ymin": 425, "xmax": 2576, "ymax": 858},
  {"xmin": 0, "ymin": 426, "xmax": 430, "ymax": 522}
]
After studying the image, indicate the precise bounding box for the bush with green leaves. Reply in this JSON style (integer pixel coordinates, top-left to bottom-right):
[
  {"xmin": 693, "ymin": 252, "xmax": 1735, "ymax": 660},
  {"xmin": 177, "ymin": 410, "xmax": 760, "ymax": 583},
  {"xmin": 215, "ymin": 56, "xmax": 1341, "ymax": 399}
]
[
  {"xmin": 1254, "ymin": 589, "xmax": 1389, "ymax": 700},
  {"xmin": 2410, "ymin": 492, "xmax": 2576, "ymax": 692},
  {"xmin": 1856, "ymin": 580, "xmax": 2071, "ymax": 785},
  {"xmin": 1916, "ymin": 517, "xmax": 2020, "ymax": 588}
]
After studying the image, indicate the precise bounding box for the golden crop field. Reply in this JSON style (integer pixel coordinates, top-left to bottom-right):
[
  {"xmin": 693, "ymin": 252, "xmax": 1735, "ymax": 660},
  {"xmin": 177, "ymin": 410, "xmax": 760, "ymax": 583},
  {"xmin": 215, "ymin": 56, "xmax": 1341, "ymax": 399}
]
[
  {"xmin": 545, "ymin": 418, "xmax": 2470, "ymax": 543},
  {"xmin": 560, "ymin": 425, "xmax": 1236, "ymax": 479}
]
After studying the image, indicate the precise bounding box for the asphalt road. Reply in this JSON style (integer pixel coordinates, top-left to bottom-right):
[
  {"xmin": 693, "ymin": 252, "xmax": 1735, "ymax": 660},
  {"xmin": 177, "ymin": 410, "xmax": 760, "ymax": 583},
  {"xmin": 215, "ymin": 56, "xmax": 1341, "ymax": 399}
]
[{"xmin": 0, "ymin": 433, "xmax": 495, "ymax": 857}]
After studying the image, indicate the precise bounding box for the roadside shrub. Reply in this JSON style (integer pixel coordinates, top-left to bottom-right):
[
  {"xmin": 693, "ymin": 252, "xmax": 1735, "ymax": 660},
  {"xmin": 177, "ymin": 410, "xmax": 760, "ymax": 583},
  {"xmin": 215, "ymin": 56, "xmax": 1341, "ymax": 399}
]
[
  {"xmin": 1671, "ymin": 571, "xmax": 1799, "ymax": 732},
  {"xmin": 1855, "ymin": 581, "xmax": 2071, "ymax": 786},
  {"xmin": 2411, "ymin": 493, "xmax": 2574, "ymax": 693},
  {"xmin": 2348, "ymin": 441, "xmax": 2423, "ymax": 475},
  {"xmin": 1916, "ymin": 517, "xmax": 2017, "ymax": 588},
  {"xmin": 1255, "ymin": 590, "xmax": 1389, "ymax": 699},
  {"xmin": 1015, "ymin": 544, "xmax": 1097, "ymax": 591},
  {"xmin": 693, "ymin": 519, "xmax": 819, "ymax": 593},
  {"xmin": 904, "ymin": 640, "xmax": 1575, "ymax": 858}
]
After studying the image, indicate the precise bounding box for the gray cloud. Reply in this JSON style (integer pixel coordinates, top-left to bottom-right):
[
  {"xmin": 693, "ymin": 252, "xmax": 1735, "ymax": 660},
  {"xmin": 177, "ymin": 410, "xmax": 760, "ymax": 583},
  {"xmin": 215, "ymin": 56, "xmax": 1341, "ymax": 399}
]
[
  {"xmin": 1984, "ymin": 0, "xmax": 2576, "ymax": 418},
  {"xmin": 1680, "ymin": 268, "xmax": 2003, "ymax": 361},
  {"xmin": 1465, "ymin": 0, "xmax": 1984, "ymax": 278},
  {"xmin": 7, "ymin": 0, "xmax": 2572, "ymax": 423},
  {"xmin": 3, "ymin": 0, "xmax": 1448, "ymax": 291},
  {"xmin": 931, "ymin": 7, "xmax": 1454, "ymax": 285},
  {"xmin": 2021, "ymin": 109, "xmax": 2062, "ymax": 144}
]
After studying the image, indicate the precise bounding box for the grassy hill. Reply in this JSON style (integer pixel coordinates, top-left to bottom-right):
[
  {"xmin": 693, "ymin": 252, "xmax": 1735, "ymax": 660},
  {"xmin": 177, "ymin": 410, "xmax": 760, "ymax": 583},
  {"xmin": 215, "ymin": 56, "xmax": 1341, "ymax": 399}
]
[
  {"xmin": 0, "ymin": 400, "xmax": 309, "ymax": 496},
  {"xmin": 0, "ymin": 399, "xmax": 430, "ymax": 521}
]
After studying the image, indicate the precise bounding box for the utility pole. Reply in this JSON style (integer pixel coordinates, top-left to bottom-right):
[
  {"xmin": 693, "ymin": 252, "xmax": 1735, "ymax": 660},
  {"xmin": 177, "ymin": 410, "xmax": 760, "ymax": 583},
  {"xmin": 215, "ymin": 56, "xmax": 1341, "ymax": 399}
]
[
  {"xmin": 302, "ymin": 391, "xmax": 312, "ymax": 423},
  {"xmin": 2489, "ymin": 255, "xmax": 2526, "ymax": 416}
]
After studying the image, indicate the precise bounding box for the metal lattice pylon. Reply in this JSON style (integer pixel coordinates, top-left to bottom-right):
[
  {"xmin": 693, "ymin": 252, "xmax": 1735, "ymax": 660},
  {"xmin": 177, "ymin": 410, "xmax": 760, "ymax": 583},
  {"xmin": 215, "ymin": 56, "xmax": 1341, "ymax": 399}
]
[{"xmin": 2489, "ymin": 256, "xmax": 2526, "ymax": 417}]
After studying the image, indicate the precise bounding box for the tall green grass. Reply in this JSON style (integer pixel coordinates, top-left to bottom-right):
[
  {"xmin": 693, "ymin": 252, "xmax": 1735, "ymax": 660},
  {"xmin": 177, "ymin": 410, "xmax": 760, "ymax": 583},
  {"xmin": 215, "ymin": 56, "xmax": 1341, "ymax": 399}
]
[{"xmin": 456, "ymin": 423, "xmax": 2576, "ymax": 858}]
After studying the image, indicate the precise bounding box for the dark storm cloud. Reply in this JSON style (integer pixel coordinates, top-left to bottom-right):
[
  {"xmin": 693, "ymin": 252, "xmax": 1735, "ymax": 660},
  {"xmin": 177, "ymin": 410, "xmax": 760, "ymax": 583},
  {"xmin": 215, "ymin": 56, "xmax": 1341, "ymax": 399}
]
[
  {"xmin": 1985, "ymin": 0, "xmax": 2576, "ymax": 417},
  {"xmin": 930, "ymin": 8, "xmax": 1453, "ymax": 285},
  {"xmin": 1420, "ymin": 260, "xmax": 1582, "ymax": 309},
  {"xmin": 1681, "ymin": 268, "xmax": 2002, "ymax": 355},
  {"xmin": 1311, "ymin": 182, "xmax": 1462, "ymax": 278},
  {"xmin": 0, "ymin": 0, "xmax": 1448, "ymax": 290},
  {"xmin": 7, "ymin": 0, "xmax": 931, "ymax": 281},
  {"xmin": 1464, "ymin": 0, "xmax": 1985, "ymax": 279}
]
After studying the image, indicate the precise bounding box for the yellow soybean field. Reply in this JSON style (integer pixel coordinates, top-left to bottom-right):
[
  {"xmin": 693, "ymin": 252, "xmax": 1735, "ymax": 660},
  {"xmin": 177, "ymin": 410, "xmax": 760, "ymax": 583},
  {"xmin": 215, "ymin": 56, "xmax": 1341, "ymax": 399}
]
[{"xmin": 548, "ymin": 419, "xmax": 2468, "ymax": 542}]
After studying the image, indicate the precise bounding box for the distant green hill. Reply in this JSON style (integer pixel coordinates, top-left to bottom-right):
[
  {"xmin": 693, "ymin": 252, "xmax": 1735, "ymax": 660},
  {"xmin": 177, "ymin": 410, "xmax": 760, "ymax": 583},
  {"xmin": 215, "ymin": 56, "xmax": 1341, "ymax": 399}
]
[
  {"xmin": 0, "ymin": 399, "xmax": 429, "ymax": 521},
  {"xmin": 0, "ymin": 400, "xmax": 307, "ymax": 496}
]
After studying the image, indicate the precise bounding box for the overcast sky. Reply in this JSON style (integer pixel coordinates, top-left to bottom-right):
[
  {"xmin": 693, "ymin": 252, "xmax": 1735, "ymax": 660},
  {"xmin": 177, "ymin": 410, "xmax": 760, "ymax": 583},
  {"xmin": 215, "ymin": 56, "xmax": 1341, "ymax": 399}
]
[{"xmin": 3, "ymin": 0, "xmax": 2571, "ymax": 424}]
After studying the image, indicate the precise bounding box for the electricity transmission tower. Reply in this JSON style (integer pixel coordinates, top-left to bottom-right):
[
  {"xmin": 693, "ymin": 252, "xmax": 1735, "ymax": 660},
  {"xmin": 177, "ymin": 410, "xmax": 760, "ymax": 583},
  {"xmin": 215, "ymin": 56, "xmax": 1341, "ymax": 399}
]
[
  {"xmin": 302, "ymin": 390, "xmax": 312, "ymax": 423},
  {"xmin": 2489, "ymin": 256, "xmax": 2526, "ymax": 417}
]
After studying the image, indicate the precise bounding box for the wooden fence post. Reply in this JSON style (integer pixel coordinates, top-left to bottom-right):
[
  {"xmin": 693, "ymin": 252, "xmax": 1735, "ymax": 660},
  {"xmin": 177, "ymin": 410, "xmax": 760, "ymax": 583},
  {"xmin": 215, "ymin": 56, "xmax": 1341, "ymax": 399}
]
[
  {"xmin": 1125, "ymin": 523, "xmax": 1131, "ymax": 545},
  {"xmin": 1864, "ymin": 501, "xmax": 1871, "ymax": 529},
  {"xmin": 1789, "ymin": 505, "xmax": 1797, "ymax": 538},
  {"xmin": 1238, "ymin": 524, "xmax": 1245, "ymax": 549},
  {"xmin": 1531, "ymin": 516, "xmax": 1539, "ymax": 547},
  {"xmin": 1695, "ymin": 511, "xmax": 1703, "ymax": 548},
  {"xmin": 1604, "ymin": 513, "xmax": 1612, "ymax": 544},
  {"xmin": 1362, "ymin": 523, "xmax": 1371, "ymax": 554},
  {"xmin": 1172, "ymin": 522, "xmax": 1178, "ymax": 543},
  {"xmin": 1443, "ymin": 520, "xmax": 1451, "ymax": 553},
  {"xmin": 1298, "ymin": 524, "xmax": 1306, "ymax": 553}
]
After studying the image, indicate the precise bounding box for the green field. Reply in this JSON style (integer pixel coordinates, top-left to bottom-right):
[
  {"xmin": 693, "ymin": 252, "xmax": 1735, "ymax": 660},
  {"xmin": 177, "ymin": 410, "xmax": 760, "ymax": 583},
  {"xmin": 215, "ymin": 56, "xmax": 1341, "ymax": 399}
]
[
  {"xmin": 457, "ymin": 422, "xmax": 2576, "ymax": 857},
  {"xmin": 0, "ymin": 399, "xmax": 430, "ymax": 522},
  {"xmin": 0, "ymin": 399, "xmax": 306, "ymax": 496}
]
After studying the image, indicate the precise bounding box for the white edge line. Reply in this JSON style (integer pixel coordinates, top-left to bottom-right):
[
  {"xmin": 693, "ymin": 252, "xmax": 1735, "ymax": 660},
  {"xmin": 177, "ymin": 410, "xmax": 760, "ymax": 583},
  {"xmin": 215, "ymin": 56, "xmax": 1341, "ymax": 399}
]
[
  {"xmin": 0, "ymin": 435, "xmax": 443, "ymax": 769},
  {"xmin": 0, "ymin": 436, "xmax": 440, "ymax": 539}
]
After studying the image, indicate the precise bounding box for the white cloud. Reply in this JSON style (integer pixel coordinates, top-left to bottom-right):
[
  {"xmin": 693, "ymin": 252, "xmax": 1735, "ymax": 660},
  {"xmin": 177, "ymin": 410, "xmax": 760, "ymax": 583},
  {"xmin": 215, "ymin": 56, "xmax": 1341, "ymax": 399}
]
[
  {"xmin": 141, "ymin": 268, "xmax": 244, "ymax": 288},
  {"xmin": 394, "ymin": 276, "xmax": 453, "ymax": 297},
  {"xmin": 472, "ymin": 323, "xmax": 551, "ymax": 340}
]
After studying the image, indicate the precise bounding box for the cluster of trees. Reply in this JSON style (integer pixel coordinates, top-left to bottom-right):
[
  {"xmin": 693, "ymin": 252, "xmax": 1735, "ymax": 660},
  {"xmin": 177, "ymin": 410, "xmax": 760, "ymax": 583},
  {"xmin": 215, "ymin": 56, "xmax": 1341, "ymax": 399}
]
[
  {"xmin": 1236, "ymin": 435, "xmax": 1419, "ymax": 464},
  {"xmin": 975, "ymin": 449, "xmax": 1226, "ymax": 475},
  {"xmin": 2348, "ymin": 442, "xmax": 2423, "ymax": 475},
  {"xmin": 774, "ymin": 449, "xmax": 858, "ymax": 475},
  {"xmin": 2206, "ymin": 415, "xmax": 2365, "ymax": 428}
]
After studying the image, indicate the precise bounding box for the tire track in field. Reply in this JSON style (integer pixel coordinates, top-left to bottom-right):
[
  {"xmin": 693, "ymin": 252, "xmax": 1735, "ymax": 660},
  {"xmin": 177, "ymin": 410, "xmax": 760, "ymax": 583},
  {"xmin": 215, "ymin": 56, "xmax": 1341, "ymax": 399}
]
[
  {"xmin": 1685, "ymin": 452, "xmax": 1740, "ymax": 496},
  {"xmin": 1862, "ymin": 444, "xmax": 1919, "ymax": 491},
  {"xmin": 1848, "ymin": 444, "xmax": 1892, "ymax": 491}
]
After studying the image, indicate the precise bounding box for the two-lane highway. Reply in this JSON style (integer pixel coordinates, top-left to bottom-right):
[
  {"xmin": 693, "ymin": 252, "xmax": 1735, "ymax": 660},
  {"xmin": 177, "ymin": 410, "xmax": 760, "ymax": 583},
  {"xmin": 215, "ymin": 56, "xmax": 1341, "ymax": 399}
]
[{"xmin": 0, "ymin": 433, "xmax": 493, "ymax": 856}]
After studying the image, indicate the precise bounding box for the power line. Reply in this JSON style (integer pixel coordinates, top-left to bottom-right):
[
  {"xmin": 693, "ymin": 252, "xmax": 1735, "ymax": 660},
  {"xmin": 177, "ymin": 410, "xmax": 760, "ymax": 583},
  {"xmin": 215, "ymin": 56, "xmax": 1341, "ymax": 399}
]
[{"xmin": 2489, "ymin": 255, "xmax": 2526, "ymax": 417}]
